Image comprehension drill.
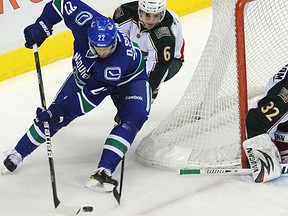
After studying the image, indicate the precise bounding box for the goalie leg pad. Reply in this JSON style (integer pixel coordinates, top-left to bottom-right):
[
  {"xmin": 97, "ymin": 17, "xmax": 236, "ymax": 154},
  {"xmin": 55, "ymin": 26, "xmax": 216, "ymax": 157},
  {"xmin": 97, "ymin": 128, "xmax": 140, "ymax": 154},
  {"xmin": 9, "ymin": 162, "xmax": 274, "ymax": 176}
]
[{"xmin": 243, "ymin": 134, "xmax": 281, "ymax": 183}]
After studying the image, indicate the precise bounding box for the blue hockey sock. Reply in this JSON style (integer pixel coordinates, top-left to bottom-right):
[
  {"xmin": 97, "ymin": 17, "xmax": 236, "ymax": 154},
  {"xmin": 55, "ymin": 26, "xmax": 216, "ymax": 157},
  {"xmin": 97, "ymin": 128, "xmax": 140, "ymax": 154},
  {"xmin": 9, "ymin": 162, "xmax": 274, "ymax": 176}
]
[
  {"xmin": 98, "ymin": 149, "xmax": 122, "ymax": 173},
  {"xmin": 15, "ymin": 133, "xmax": 39, "ymax": 158}
]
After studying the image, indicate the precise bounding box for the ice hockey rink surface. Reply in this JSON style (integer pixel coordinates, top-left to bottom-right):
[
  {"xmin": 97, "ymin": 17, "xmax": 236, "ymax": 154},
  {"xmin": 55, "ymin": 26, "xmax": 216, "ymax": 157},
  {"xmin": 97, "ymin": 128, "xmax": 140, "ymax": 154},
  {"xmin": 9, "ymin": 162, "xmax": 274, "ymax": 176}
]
[{"xmin": 1, "ymin": 7, "xmax": 288, "ymax": 216}]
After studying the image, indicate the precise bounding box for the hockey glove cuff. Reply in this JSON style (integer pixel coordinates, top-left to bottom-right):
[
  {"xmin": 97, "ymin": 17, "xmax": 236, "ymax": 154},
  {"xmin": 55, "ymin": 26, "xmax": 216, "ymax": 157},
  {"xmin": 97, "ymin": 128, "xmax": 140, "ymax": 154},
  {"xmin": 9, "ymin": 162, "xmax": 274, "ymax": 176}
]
[
  {"xmin": 24, "ymin": 17, "xmax": 53, "ymax": 48},
  {"xmin": 36, "ymin": 104, "xmax": 64, "ymax": 123}
]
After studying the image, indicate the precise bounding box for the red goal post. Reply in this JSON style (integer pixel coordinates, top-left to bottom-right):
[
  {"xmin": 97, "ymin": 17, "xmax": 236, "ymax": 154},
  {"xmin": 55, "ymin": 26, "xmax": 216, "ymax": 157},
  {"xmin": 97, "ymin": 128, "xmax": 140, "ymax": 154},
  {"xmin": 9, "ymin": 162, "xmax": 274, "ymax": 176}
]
[{"xmin": 235, "ymin": 0, "xmax": 250, "ymax": 168}]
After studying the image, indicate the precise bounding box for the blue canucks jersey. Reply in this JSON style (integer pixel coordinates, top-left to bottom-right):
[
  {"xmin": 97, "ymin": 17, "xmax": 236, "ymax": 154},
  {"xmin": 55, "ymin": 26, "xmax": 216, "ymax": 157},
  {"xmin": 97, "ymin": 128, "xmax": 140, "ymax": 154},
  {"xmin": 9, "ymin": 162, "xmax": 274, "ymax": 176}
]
[
  {"xmin": 39, "ymin": 0, "xmax": 147, "ymax": 88},
  {"xmin": 11, "ymin": 0, "xmax": 150, "ymax": 176}
]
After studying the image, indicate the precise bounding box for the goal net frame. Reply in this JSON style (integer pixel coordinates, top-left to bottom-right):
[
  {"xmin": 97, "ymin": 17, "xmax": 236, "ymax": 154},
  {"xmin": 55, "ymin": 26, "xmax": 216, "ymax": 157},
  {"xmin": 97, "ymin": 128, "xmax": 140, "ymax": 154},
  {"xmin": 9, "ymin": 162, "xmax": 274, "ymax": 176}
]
[
  {"xmin": 136, "ymin": 0, "xmax": 287, "ymax": 170},
  {"xmin": 235, "ymin": 0, "xmax": 250, "ymax": 168}
]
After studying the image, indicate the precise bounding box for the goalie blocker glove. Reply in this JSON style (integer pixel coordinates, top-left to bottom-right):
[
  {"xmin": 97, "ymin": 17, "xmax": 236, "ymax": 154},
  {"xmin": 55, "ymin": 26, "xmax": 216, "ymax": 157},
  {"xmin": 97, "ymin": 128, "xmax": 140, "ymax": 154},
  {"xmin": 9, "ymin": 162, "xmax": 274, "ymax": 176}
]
[
  {"xmin": 243, "ymin": 133, "xmax": 281, "ymax": 183},
  {"xmin": 24, "ymin": 17, "xmax": 53, "ymax": 48}
]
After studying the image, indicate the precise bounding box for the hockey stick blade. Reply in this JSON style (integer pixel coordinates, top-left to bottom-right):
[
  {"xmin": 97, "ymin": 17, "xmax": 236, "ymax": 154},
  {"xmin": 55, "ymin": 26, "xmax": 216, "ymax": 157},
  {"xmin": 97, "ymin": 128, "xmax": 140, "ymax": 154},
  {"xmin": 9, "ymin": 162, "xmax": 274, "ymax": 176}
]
[
  {"xmin": 113, "ymin": 187, "xmax": 121, "ymax": 205},
  {"xmin": 179, "ymin": 164, "xmax": 288, "ymax": 176},
  {"xmin": 56, "ymin": 203, "xmax": 81, "ymax": 215}
]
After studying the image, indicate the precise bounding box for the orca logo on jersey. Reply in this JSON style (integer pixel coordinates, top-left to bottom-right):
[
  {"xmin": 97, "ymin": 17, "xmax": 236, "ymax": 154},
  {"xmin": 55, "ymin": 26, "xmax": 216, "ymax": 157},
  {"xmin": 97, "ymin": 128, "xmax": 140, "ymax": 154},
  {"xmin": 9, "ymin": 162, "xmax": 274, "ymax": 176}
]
[{"xmin": 104, "ymin": 67, "xmax": 121, "ymax": 81}]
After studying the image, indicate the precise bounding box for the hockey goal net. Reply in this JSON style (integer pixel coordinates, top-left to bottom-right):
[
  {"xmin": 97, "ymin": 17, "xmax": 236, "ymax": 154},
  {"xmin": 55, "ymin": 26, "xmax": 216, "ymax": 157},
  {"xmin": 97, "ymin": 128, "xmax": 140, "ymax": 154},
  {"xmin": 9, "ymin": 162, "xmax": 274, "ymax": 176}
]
[{"xmin": 136, "ymin": 0, "xmax": 288, "ymax": 170}]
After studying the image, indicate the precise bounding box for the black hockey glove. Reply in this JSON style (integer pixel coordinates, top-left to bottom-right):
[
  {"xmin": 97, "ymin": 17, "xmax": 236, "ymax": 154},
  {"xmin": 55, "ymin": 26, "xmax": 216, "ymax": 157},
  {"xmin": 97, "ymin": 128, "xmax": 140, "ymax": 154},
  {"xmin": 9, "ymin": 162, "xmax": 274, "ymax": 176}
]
[
  {"xmin": 36, "ymin": 104, "xmax": 64, "ymax": 123},
  {"xmin": 24, "ymin": 17, "xmax": 53, "ymax": 48}
]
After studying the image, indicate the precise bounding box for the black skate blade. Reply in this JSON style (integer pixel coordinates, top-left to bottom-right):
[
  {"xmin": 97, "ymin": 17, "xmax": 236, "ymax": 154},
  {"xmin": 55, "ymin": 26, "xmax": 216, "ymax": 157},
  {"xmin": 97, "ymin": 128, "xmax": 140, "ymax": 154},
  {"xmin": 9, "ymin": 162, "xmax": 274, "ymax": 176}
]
[{"xmin": 113, "ymin": 187, "xmax": 121, "ymax": 205}]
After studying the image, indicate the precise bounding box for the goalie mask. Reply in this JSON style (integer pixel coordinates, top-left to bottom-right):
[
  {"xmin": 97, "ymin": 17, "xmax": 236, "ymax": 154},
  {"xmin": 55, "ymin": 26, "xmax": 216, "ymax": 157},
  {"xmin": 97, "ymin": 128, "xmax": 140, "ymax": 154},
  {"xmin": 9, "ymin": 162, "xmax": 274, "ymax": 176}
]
[
  {"xmin": 88, "ymin": 17, "xmax": 118, "ymax": 58},
  {"xmin": 138, "ymin": 0, "xmax": 166, "ymax": 29}
]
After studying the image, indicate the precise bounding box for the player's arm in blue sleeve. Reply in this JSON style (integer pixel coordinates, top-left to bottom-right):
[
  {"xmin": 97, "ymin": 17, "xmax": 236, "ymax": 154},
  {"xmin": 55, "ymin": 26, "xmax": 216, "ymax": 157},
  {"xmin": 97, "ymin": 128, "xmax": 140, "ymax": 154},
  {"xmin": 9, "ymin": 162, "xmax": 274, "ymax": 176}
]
[
  {"xmin": 37, "ymin": 85, "xmax": 112, "ymax": 122},
  {"xmin": 39, "ymin": 2, "xmax": 62, "ymax": 26},
  {"xmin": 63, "ymin": 85, "xmax": 113, "ymax": 116},
  {"xmin": 36, "ymin": 0, "xmax": 99, "ymax": 33},
  {"xmin": 37, "ymin": 80, "xmax": 115, "ymax": 123},
  {"xmin": 24, "ymin": 1, "xmax": 62, "ymax": 48}
]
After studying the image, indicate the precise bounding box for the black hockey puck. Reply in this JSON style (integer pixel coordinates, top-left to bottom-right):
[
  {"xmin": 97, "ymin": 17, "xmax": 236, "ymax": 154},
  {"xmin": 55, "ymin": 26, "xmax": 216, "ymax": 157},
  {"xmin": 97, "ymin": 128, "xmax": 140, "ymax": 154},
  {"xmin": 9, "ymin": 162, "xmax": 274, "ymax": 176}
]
[{"xmin": 82, "ymin": 206, "xmax": 93, "ymax": 212}]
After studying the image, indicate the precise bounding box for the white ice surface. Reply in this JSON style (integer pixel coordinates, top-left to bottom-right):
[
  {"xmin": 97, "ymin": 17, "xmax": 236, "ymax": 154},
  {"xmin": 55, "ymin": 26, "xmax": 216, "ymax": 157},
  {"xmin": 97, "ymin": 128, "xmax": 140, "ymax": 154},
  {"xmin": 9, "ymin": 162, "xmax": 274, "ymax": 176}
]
[{"xmin": 1, "ymin": 8, "xmax": 288, "ymax": 216}]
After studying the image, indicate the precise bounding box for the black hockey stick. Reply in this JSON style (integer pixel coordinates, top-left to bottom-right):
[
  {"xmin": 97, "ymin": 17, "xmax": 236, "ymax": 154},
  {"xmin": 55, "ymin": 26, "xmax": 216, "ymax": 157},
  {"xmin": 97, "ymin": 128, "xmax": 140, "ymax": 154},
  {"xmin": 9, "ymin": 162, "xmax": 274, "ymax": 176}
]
[
  {"xmin": 33, "ymin": 44, "xmax": 81, "ymax": 215},
  {"xmin": 113, "ymin": 155, "xmax": 125, "ymax": 205}
]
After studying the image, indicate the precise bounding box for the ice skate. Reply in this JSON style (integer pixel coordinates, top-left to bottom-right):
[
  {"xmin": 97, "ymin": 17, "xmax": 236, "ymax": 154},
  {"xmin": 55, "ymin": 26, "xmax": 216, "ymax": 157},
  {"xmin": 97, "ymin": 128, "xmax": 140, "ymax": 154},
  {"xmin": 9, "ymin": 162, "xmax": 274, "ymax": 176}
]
[
  {"xmin": 2, "ymin": 150, "xmax": 23, "ymax": 173},
  {"xmin": 85, "ymin": 167, "xmax": 118, "ymax": 193}
]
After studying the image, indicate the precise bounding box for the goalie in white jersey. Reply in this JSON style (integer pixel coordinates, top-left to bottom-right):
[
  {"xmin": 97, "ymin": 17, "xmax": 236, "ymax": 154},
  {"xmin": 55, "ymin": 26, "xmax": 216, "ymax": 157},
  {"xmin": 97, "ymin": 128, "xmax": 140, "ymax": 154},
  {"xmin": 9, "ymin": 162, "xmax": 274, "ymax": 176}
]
[
  {"xmin": 243, "ymin": 64, "xmax": 288, "ymax": 183},
  {"xmin": 113, "ymin": 0, "xmax": 185, "ymax": 103}
]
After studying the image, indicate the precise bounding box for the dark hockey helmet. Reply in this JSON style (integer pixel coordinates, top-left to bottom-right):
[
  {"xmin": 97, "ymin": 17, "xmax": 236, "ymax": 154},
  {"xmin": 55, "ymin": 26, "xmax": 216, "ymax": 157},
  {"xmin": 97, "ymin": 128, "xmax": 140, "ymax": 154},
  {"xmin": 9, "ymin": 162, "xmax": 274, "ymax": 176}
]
[{"xmin": 88, "ymin": 17, "xmax": 117, "ymax": 48}]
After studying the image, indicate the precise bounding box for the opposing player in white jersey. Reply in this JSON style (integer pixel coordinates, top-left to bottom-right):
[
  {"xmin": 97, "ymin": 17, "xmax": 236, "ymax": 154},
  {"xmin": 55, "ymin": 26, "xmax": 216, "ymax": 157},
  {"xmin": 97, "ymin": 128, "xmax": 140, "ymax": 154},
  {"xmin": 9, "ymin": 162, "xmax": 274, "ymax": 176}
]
[
  {"xmin": 113, "ymin": 0, "xmax": 185, "ymax": 103},
  {"xmin": 243, "ymin": 64, "xmax": 288, "ymax": 182}
]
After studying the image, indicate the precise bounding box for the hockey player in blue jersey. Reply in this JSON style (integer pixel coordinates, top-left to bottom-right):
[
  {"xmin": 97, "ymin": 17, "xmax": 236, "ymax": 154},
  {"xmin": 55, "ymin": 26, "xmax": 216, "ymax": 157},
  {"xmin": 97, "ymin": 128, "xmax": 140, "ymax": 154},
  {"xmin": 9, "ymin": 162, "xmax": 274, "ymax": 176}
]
[{"xmin": 3, "ymin": 0, "xmax": 151, "ymax": 192}]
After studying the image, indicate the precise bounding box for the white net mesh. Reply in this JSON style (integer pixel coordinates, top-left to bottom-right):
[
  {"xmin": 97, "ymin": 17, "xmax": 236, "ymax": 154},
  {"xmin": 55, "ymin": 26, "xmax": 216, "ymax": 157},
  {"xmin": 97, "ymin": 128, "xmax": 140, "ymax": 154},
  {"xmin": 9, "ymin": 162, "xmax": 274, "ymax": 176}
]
[{"xmin": 136, "ymin": 0, "xmax": 288, "ymax": 170}]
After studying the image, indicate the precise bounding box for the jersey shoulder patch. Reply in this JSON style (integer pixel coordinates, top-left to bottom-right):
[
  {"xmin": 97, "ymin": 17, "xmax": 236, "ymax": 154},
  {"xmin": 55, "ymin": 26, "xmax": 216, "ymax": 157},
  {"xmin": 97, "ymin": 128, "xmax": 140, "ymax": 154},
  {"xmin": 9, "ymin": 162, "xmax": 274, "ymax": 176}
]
[
  {"xmin": 114, "ymin": 7, "xmax": 125, "ymax": 20},
  {"xmin": 152, "ymin": 12, "xmax": 174, "ymax": 40},
  {"xmin": 154, "ymin": 26, "xmax": 171, "ymax": 39},
  {"xmin": 113, "ymin": 2, "xmax": 139, "ymax": 23}
]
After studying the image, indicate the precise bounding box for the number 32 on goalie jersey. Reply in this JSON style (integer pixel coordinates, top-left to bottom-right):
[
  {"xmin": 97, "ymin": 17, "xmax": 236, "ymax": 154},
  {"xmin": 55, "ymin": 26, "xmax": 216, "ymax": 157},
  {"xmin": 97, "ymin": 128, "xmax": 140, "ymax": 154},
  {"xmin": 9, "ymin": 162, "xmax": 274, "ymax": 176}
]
[{"xmin": 261, "ymin": 101, "xmax": 280, "ymax": 122}]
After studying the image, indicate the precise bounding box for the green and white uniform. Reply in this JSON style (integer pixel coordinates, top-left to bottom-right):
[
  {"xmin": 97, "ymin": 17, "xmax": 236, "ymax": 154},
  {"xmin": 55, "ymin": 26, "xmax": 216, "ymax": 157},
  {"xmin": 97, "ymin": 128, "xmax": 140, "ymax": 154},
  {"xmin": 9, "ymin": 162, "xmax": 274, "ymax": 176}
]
[{"xmin": 113, "ymin": 1, "xmax": 185, "ymax": 100}]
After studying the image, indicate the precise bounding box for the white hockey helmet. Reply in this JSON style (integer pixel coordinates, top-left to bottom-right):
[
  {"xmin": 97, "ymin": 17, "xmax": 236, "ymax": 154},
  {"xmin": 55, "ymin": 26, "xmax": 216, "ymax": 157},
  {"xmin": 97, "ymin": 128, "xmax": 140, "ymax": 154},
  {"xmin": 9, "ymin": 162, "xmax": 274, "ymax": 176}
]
[
  {"xmin": 138, "ymin": 0, "xmax": 166, "ymax": 14},
  {"xmin": 138, "ymin": 0, "xmax": 166, "ymax": 22}
]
